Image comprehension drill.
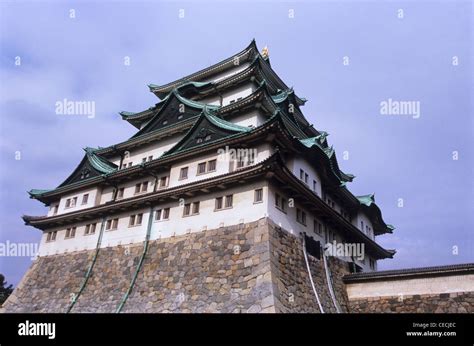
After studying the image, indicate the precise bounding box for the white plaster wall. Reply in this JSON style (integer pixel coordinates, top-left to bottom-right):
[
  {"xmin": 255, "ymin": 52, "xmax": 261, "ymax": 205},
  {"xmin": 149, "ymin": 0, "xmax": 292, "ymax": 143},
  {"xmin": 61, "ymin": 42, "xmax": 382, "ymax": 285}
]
[
  {"xmin": 346, "ymin": 274, "xmax": 474, "ymax": 299},
  {"xmin": 198, "ymin": 80, "xmax": 254, "ymax": 107},
  {"xmin": 108, "ymin": 134, "xmax": 183, "ymax": 167},
  {"xmin": 286, "ymin": 157, "xmax": 322, "ymax": 197},
  {"xmin": 202, "ymin": 62, "xmax": 250, "ymax": 84},
  {"xmin": 100, "ymin": 207, "xmax": 151, "ymax": 248},
  {"xmin": 57, "ymin": 187, "xmax": 99, "ymax": 215},
  {"xmin": 266, "ymin": 183, "xmax": 376, "ymax": 272},
  {"xmin": 226, "ymin": 110, "xmax": 267, "ymax": 128},
  {"xmin": 37, "ymin": 182, "xmax": 268, "ymax": 256},
  {"xmin": 221, "ymin": 85, "xmax": 255, "ymax": 106},
  {"xmin": 168, "ymin": 142, "xmax": 273, "ymax": 188},
  {"xmin": 38, "ymin": 217, "xmax": 103, "ymax": 256},
  {"xmin": 149, "ymin": 181, "xmax": 268, "ymax": 240},
  {"xmin": 353, "ymin": 212, "xmax": 374, "ymax": 239}
]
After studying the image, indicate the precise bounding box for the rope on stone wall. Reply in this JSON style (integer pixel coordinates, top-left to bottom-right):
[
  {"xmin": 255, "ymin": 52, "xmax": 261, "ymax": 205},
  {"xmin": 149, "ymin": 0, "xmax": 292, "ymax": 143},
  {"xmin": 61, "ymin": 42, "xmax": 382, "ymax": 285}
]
[
  {"xmin": 66, "ymin": 216, "xmax": 106, "ymax": 313},
  {"xmin": 322, "ymin": 249, "xmax": 342, "ymax": 313},
  {"xmin": 115, "ymin": 206, "xmax": 154, "ymax": 313},
  {"xmin": 301, "ymin": 233, "xmax": 325, "ymax": 313}
]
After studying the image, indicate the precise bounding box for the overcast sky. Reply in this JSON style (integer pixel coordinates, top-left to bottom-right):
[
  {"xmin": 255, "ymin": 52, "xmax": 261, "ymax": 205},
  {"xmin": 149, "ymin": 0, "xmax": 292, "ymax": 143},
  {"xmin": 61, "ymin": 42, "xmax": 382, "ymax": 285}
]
[{"xmin": 0, "ymin": 0, "xmax": 472, "ymax": 285}]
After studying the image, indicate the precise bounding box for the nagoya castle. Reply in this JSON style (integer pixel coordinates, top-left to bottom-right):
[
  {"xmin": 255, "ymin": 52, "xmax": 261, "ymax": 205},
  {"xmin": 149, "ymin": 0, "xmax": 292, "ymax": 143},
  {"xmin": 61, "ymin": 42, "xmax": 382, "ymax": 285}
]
[{"xmin": 4, "ymin": 41, "xmax": 472, "ymax": 313}]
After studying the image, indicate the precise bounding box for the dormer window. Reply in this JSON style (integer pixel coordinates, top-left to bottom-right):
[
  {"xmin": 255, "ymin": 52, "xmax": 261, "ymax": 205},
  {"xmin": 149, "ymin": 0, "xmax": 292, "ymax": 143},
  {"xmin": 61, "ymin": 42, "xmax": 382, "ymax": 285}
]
[{"xmin": 80, "ymin": 168, "xmax": 90, "ymax": 179}]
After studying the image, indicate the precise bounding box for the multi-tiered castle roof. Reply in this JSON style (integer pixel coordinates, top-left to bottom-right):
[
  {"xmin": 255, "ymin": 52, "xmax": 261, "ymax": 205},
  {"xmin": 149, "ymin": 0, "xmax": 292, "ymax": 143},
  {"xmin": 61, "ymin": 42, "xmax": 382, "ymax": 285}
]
[{"xmin": 24, "ymin": 40, "xmax": 395, "ymax": 268}]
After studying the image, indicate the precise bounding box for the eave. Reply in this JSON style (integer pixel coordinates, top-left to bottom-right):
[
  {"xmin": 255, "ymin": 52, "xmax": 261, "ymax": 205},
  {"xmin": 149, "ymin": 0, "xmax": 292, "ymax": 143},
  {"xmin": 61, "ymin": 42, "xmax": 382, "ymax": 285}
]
[
  {"xmin": 149, "ymin": 39, "xmax": 259, "ymax": 98},
  {"xmin": 268, "ymin": 160, "xmax": 395, "ymax": 259},
  {"xmin": 23, "ymin": 153, "xmax": 280, "ymax": 229},
  {"xmin": 343, "ymin": 263, "xmax": 474, "ymax": 283},
  {"xmin": 27, "ymin": 113, "xmax": 296, "ymax": 204},
  {"xmin": 23, "ymin": 152, "xmax": 395, "ymax": 259}
]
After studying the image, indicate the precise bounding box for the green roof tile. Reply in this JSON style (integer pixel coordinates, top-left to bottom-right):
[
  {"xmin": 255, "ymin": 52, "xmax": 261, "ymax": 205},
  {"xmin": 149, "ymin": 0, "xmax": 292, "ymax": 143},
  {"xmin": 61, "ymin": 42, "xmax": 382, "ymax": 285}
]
[{"xmin": 357, "ymin": 194, "xmax": 376, "ymax": 207}]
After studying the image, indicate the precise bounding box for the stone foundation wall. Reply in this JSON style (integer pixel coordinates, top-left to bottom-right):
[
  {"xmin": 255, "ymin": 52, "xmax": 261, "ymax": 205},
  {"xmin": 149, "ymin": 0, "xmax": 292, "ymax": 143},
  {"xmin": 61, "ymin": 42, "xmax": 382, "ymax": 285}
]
[
  {"xmin": 3, "ymin": 219, "xmax": 275, "ymax": 313},
  {"xmin": 3, "ymin": 218, "xmax": 352, "ymax": 313},
  {"xmin": 5, "ymin": 218, "xmax": 473, "ymax": 313},
  {"xmin": 267, "ymin": 221, "xmax": 351, "ymax": 313},
  {"xmin": 348, "ymin": 292, "xmax": 474, "ymax": 313},
  {"xmin": 3, "ymin": 250, "xmax": 93, "ymax": 312}
]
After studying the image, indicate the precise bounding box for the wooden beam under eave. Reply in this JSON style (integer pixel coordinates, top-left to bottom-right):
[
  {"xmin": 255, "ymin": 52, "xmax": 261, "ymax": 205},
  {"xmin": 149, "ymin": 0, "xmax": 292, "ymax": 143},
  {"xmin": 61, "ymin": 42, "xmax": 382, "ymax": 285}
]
[
  {"xmin": 200, "ymin": 188, "xmax": 210, "ymax": 193},
  {"xmin": 217, "ymin": 184, "xmax": 226, "ymax": 190},
  {"xmin": 265, "ymin": 133, "xmax": 276, "ymax": 142}
]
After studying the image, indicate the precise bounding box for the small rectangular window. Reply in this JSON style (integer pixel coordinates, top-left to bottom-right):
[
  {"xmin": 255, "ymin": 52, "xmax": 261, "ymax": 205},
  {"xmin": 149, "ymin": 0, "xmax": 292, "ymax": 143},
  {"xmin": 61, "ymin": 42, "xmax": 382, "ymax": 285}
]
[
  {"xmin": 215, "ymin": 197, "xmax": 223, "ymax": 210},
  {"xmin": 148, "ymin": 156, "xmax": 153, "ymax": 162},
  {"xmin": 163, "ymin": 208, "xmax": 170, "ymax": 220},
  {"xmin": 82, "ymin": 194, "xmax": 89, "ymax": 205},
  {"xmin": 300, "ymin": 169, "xmax": 304, "ymax": 180},
  {"xmin": 197, "ymin": 162, "xmax": 206, "ymax": 175},
  {"xmin": 135, "ymin": 183, "xmax": 141, "ymax": 194},
  {"xmin": 192, "ymin": 202, "xmax": 200, "ymax": 214},
  {"xmin": 128, "ymin": 162, "xmax": 133, "ymax": 167},
  {"xmin": 208, "ymin": 159, "xmax": 217, "ymax": 172},
  {"xmin": 106, "ymin": 219, "xmax": 112, "ymax": 230},
  {"xmin": 53, "ymin": 205, "xmax": 59, "ymax": 215},
  {"xmin": 129, "ymin": 215, "xmax": 136, "ymax": 227},
  {"xmin": 180, "ymin": 167, "xmax": 188, "ymax": 180},
  {"xmin": 236, "ymin": 156, "xmax": 245, "ymax": 168},
  {"xmin": 137, "ymin": 213, "xmax": 143, "ymax": 225},
  {"xmin": 275, "ymin": 193, "xmax": 281, "ymax": 208},
  {"xmin": 85, "ymin": 223, "xmax": 96, "ymax": 235},
  {"xmin": 297, "ymin": 208, "xmax": 307, "ymax": 226},
  {"xmin": 65, "ymin": 227, "xmax": 76, "ymax": 239},
  {"xmin": 225, "ymin": 195, "xmax": 233, "ymax": 208},
  {"xmin": 112, "ymin": 218, "xmax": 118, "ymax": 230},
  {"xmin": 183, "ymin": 203, "xmax": 191, "ymax": 216},
  {"xmin": 254, "ymin": 189, "xmax": 263, "ymax": 203},
  {"xmin": 142, "ymin": 157, "xmax": 147, "ymax": 163},
  {"xmin": 71, "ymin": 197, "xmax": 77, "ymax": 207},
  {"xmin": 155, "ymin": 209, "xmax": 162, "ymax": 221},
  {"xmin": 248, "ymin": 152, "xmax": 255, "ymax": 165},
  {"xmin": 313, "ymin": 180, "xmax": 317, "ymax": 192},
  {"xmin": 117, "ymin": 188, "xmax": 125, "ymax": 199},
  {"xmin": 304, "ymin": 173, "xmax": 308, "ymax": 184},
  {"xmin": 46, "ymin": 231, "xmax": 57, "ymax": 242},
  {"xmin": 65, "ymin": 199, "xmax": 71, "ymax": 208},
  {"xmin": 159, "ymin": 176, "xmax": 168, "ymax": 188},
  {"xmin": 141, "ymin": 182, "xmax": 148, "ymax": 192}
]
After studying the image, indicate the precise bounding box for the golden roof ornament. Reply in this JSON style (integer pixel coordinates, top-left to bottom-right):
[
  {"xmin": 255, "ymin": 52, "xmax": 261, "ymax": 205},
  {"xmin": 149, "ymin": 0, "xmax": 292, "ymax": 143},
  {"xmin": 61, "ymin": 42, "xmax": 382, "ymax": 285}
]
[{"xmin": 261, "ymin": 46, "xmax": 269, "ymax": 59}]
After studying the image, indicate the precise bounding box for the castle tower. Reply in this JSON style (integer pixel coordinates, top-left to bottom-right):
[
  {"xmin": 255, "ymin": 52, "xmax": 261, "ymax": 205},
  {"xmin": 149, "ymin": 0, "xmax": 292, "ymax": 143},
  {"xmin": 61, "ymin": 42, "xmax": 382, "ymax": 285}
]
[{"xmin": 4, "ymin": 40, "xmax": 395, "ymax": 313}]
